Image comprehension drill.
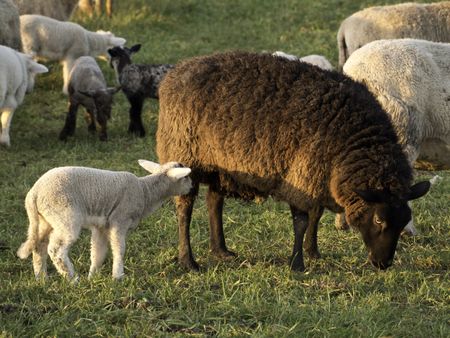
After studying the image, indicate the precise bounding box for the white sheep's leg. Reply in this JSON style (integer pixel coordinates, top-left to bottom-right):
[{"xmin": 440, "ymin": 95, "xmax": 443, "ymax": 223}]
[
  {"xmin": 47, "ymin": 230, "xmax": 78, "ymax": 280},
  {"xmin": 61, "ymin": 59, "xmax": 75, "ymax": 95},
  {"xmin": 108, "ymin": 226, "xmax": 128, "ymax": 279},
  {"xmin": 88, "ymin": 228, "xmax": 109, "ymax": 279},
  {"xmin": 0, "ymin": 108, "xmax": 15, "ymax": 147},
  {"xmin": 32, "ymin": 239, "xmax": 49, "ymax": 279}
]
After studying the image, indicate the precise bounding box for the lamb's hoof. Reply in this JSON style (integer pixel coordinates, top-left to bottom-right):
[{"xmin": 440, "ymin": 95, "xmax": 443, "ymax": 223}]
[
  {"xmin": 289, "ymin": 255, "xmax": 305, "ymax": 271},
  {"xmin": 179, "ymin": 256, "xmax": 200, "ymax": 271},
  {"xmin": 99, "ymin": 134, "xmax": 108, "ymax": 141},
  {"xmin": 127, "ymin": 125, "xmax": 146, "ymax": 138},
  {"xmin": 306, "ymin": 248, "xmax": 321, "ymax": 259},
  {"xmin": 211, "ymin": 248, "xmax": 237, "ymax": 260},
  {"xmin": 335, "ymin": 213, "xmax": 350, "ymax": 231}
]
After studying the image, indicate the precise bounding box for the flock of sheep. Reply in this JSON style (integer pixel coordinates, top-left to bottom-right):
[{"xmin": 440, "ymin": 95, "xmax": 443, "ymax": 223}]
[{"xmin": 0, "ymin": 0, "xmax": 448, "ymax": 280}]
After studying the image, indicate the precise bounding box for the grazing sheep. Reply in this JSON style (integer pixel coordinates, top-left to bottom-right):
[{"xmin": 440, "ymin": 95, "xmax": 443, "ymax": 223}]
[
  {"xmin": 107, "ymin": 44, "xmax": 174, "ymax": 137},
  {"xmin": 59, "ymin": 56, "xmax": 119, "ymax": 141},
  {"xmin": 0, "ymin": 0, "xmax": 22, "ymax": 51},
  {"xmin": 14, "ymin": 0, "xmax": 79, "ymax": 21},
  {"xmin": 20, "ymin": 14, "xmax": 126, "ymax": 94},
  {"xmin": 337, "ymin": 2, "xmax": 450, "ymax": 68},
  {"xmin": 0, "ymin": 45, "xmax": 48, "ymax": 147},
  {"xmin": 17, "ymin": 160, "xmax": 192, "ymax": 280},
  {"xmin": 272, "ymin": 51, "xmax": 334, "ymax": 70},
  {"xmin": 156, "ymin": 51, "xmax": 430, "ymax": 272}
]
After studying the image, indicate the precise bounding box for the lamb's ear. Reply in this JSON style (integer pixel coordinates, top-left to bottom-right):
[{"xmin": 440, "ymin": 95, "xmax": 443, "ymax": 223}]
[
  {"xmin": 111, "ymin": 37, "xmax": 126, "ymax": 46},
  {"xmin": 130, "ymin": 44, "xmax": 141, "ymax": 53},
  {"xmin": 167, "ymin": 167, "xmax": 191, "ymax": 179},
  {"xmin": 106, "ymin": 86, "xmax": 121, "ymax": 95},
  {"xmin": 407, "ymin": 181, "xmax": 430, "ymax": 201},
  {"xmin": 28, "ymin": 61, "xmax": 48, "ymax": 74},
  {"xmin": 138, "ymin": 160, "xmax": 161, "ymax": 173},
  {"xmin": 107, "ymin": 48, "xmax": 118, "ymax": 57},
  {"xmin": 354, "ymin": 189, "xmax": 385, "ymax": 204}
]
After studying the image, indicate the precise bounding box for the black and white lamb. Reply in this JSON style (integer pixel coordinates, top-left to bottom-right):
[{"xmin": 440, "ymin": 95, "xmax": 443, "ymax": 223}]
[
  {"xmin": 107, "ymin": 44, "xmax": 174, "ymax": 137},
  {"xmin": 156, "ymin": 51, "xmax": 430, "ymax": 272},
  {"xmin": 59, "ymin": 56, "xmax": 119, "ymax": 141}
]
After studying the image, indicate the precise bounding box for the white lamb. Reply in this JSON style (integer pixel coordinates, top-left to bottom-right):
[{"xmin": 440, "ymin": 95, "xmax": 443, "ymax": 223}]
[
  {"xmin": 272, "ymin": 51, "xmax": 334, "ymax": 70},
  {"xmin": 20, "ymin": 14, "xmax": 126, "ymax": 94},
  {"xmin": 0, "ymin": 45, "xmax": 48, "ymax": 147},
  {"xmin": 17, "ymin": 160, "xmax": 192, "ymax": 280}
]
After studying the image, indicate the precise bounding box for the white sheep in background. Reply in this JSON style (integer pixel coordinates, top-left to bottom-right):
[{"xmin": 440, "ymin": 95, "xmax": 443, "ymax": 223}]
[
  {"xmin": 272, "ymin": 51, "xmax": 333, "ymax": 70},
  {"xmin": 0, "ymin": 45, "xmax": 48, "ymax": 147},
  {"xmin": 337, "ymin": 2, "xmax": 450, "ymax": 68},
  {"xmin": 17, "ymin": 160, "xmax": 192, "ymax": 280},
  {"xmin": 20, "ymin": 14, "xmax": 126, "ymax": 94},
  {"xmin": 59, "ymin": 56, "xmax": 119, "ymax": 141},
  {"xmin": 14, "ymin": 0, "xmax": 79, "ymax": 21},
  {"xmin": 337, "ymin": 38, "xmax": 450, "ymax": 235},
  {"xmin": 0, "ymin": 0, "xmax": 22, "ymax": 51}
]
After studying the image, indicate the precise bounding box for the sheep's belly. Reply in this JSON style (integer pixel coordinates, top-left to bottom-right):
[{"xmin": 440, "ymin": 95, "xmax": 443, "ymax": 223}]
[{"xmin": 84, "ymin": 216, "xmax": 108, "ymax": 228}]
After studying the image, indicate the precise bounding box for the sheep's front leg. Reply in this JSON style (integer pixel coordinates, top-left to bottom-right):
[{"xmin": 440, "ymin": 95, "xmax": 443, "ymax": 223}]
[
  {"xmin": 96, "ymin": 112, "xmax": 108, "ymax": 141},
  {"xmin": 175, "ymin": 184, "xmax": 199, "ymax": 271},
  {"xmin": 88, "ymin": 228, "xmax": 109, "ymax": 278},
  {"xmin": 207, "ymin": 186, "xmax": 236, "ymax": 259},
  {"xmin": 0, "ymin": 108, "xmax": 15, "ymax": 147},
  {"xmin": 59, "ymin": 101, "xmax": 79, "ymax": 140},
  {"xmin": 127, "ymin": 95, "xmax": 145, "ymax": 137},
  {"xmin": 304, "ymin": 206, "xmax": 324, "ymax": 259},
  {"xmin": 289, "ymin": 205, "xmax": 309, "ymax": 271},
  {"xmin": 109, "ymin": 226, "xmax": 127, "ymax": 279}
]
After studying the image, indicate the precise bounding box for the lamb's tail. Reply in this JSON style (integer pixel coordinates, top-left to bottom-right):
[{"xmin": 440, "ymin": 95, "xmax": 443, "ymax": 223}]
[
  {"xmin": 17, "ymin": 190, "xmax": 39, "ymax": 259},
  {"xmin": 337, "ymin": 25, "xmax": 348, "ymax": 70}
]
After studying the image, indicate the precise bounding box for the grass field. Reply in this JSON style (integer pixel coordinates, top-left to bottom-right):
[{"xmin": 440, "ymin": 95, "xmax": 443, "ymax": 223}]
[{"xmin": 1, "ymin": 0, "xmax": 449, "ymax": 336}]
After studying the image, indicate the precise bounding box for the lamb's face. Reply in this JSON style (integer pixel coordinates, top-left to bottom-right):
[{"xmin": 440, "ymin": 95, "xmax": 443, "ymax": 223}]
[{"xmin": 349, "ymin": 181, "xmax": 430, "ymax": 269}]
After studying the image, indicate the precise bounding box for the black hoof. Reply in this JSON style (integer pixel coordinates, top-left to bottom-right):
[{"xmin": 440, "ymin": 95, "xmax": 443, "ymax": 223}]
[{"xmin": 211, "ymin": 248, "xmax": 237, "ymax": 260}]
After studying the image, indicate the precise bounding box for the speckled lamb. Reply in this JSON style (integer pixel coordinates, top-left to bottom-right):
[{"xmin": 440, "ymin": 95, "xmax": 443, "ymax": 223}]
[
  {"xmin": 108, "ymin": 44, "xmax": 174, "ymax": 137},
  {"xmin": 156, "ymin": 51, "xmax": 430, "ymax": 272}
]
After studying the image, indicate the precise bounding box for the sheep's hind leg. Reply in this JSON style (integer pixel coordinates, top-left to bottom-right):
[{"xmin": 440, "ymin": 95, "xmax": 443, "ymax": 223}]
[
  {"xmin": 32, "ymin": 220, "xmax": 52, "ymax": 279},
  {"xmin": 304, "ymin": 206, "xmax": 324, "ymax": 259},
  {"xmin": 207, "ymin": 186, "xmax": 236, "ymax": 259},
  {"xmin": 88, "ymin": 228, "xmax": 109, "ymax": 278},
  {"xmin": 0, "ymin": 108, "xmax": 15, "ymax": 147},
  {"xmin": 175, "ymin": 183, "xmax": 200, "ymax": 271},
  {"xmin": 47, "ymin": 231, "xmax": 78, "ymax": 280},
  {"xmin": 289, "ymin": 205, "xmax": 309, "ymax": 271},
  {"xmin": 108, "ymin": 225, "xmax": 128, "ymax": 279}
]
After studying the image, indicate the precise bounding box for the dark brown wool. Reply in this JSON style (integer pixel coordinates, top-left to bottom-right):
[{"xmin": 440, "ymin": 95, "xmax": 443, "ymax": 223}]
[{"xmin": 156, "ymin": 51, "xmax": 418, "ymax": 270}]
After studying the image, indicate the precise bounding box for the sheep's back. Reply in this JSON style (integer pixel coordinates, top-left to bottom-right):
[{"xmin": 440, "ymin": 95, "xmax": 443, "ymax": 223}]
[{"xmin": 157, "ymin": 51, "xmax": 401, "ymax": 203}]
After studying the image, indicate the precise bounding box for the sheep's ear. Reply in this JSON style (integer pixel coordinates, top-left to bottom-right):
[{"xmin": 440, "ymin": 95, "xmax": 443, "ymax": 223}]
[
  {"xmin": 130, "ymin": 44, "xmax": 141, "ymax": 53},
  {"xmin": 28, "ymin": 61, "xmax": 48, "ymax": 74},
  {"xmin": 111, "ymin": 37, "xmax": 126, "ymax": 46},
  {"xmin": 138, "ymin": 160, "xmax": 161, "ymax": 173},
  {"xmin": 167, "ymin": 167, "xmax": 191, "ymax": 179},
  {"xmin": 106, "ymin": 86, "xmax": 121, "ymax": 95},
  {"xmin": 406, "ymin": 181, "xmax": 430, "ymax": 201},
  {"xmin": 107, "ymin": 48, "xmax": 118, "ymax": 57}
]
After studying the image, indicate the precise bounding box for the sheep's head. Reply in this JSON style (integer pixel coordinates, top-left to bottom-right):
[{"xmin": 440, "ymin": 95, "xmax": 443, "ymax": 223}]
[
  {"xmin": 346, "ymin": 181, "xmax": 430, "ymax": 269},
  {"xmin": 107, "ymin": 44, "xmax": 142, "ymax": 69},
  {"xmin": 138, "ymin": 160, "xmax": 193, "ymax": 196}
]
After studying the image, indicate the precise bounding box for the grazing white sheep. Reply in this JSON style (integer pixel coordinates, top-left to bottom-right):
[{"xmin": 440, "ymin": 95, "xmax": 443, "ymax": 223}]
[
  {"xmin": 17, "ymin": 160, "xmax": 192, "ymax": 280},
  {"xmin": 337, "ymin": 2, "xmax": 450, "ymax": 68},
  {"xmin": 20, "ymin": 14, "xmax": 126, "ymax": 94},
  {"xmin": 0, "ymin": 45, "xmax": 48, "ymax": 147},
  {"xmin": 59, "ymin": 56, "xmax": 119, "ymax": 141},
  {"xmin": 272, "ymin": 51, "xmax": 334, "ymax": 70},
  {"xmin": 0, "ymin": 0, "xmax": 22, "ymax": 51}
]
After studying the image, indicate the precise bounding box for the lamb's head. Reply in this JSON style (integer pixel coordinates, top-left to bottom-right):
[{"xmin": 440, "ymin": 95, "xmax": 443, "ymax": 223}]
[
  {"xmin": 19, "ymin": 53, "xmax": 48, "ymax": 93},
  {"xmin": 79, "ymin": 87, "xmax": 120, "ymax": 120},
  {"xmin": 346, "ymin": 181, "xmax": 430, "ymax": 269},
  {"xmin": 107, "ymin": 44, "xmax": 141, "ymax": 69},
  {"xmin": 96, "ymin": 30, "xmax": 126, "ymax": 48},
  {"xmin": 138, "ymin": 160, "xmax": 193, "ymax": 196}
]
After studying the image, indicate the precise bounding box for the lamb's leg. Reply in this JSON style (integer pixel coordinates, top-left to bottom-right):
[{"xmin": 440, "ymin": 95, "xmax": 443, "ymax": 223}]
[
  {"xmin": 109, "ymin": 226, "xmax": 127, "ymax": 279},
  {"xmin": 127, "ymin": 95, "xmax": 145, "ymax": 137},
  {"xmin": 85, "ymin": 111, "xmax": 96, "ymax": 134},
  {"xmin": 47, "ymin": 231, "xmax": 77, "ymax": 280},
  {"xmin": 304, "ymin": 206, "xmax": 324, "ymax": 259},
  {"xmin": 206, "ymin": 186, "xmax": 235, "ymax": 259},
  {"xmin": 96, "ymin": 111, "xmax": 108, "ymax": 141},
  {"xmin": 61, "ymin": 59, "xmax": 75, "ymax": 95},
  {"xmin": 32, "ymin": 219, "xmax": 52, "ymax": 279},
  {"xmin": 175, "ymin": 183, "xmax": 199, "ymax": 271},
  {"xmin": 289, "ymin": 205, "xmax": 309, "ymax": 271},
  {"xmin": 88, "ymin": 228, "xmax": 109, "ymax": 279},
  {"xmin": 0, "ymin": 108, "xmax": 15, "ymax": 147},
  {"xmin": 59, "ymin": 101, "xmax": 79, "ymax": 140}
]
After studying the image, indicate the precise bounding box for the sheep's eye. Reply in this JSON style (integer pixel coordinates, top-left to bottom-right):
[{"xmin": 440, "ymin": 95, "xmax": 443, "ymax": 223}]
[{"xmin": 374, "ymin": 216, "xmax": 383, "ymax": 225}]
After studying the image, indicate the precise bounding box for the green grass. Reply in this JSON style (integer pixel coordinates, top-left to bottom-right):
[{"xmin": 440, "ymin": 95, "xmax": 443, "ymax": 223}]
[{"xmin": 1, "ymin": 0, "xmax": 449, "ymax": 336}]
